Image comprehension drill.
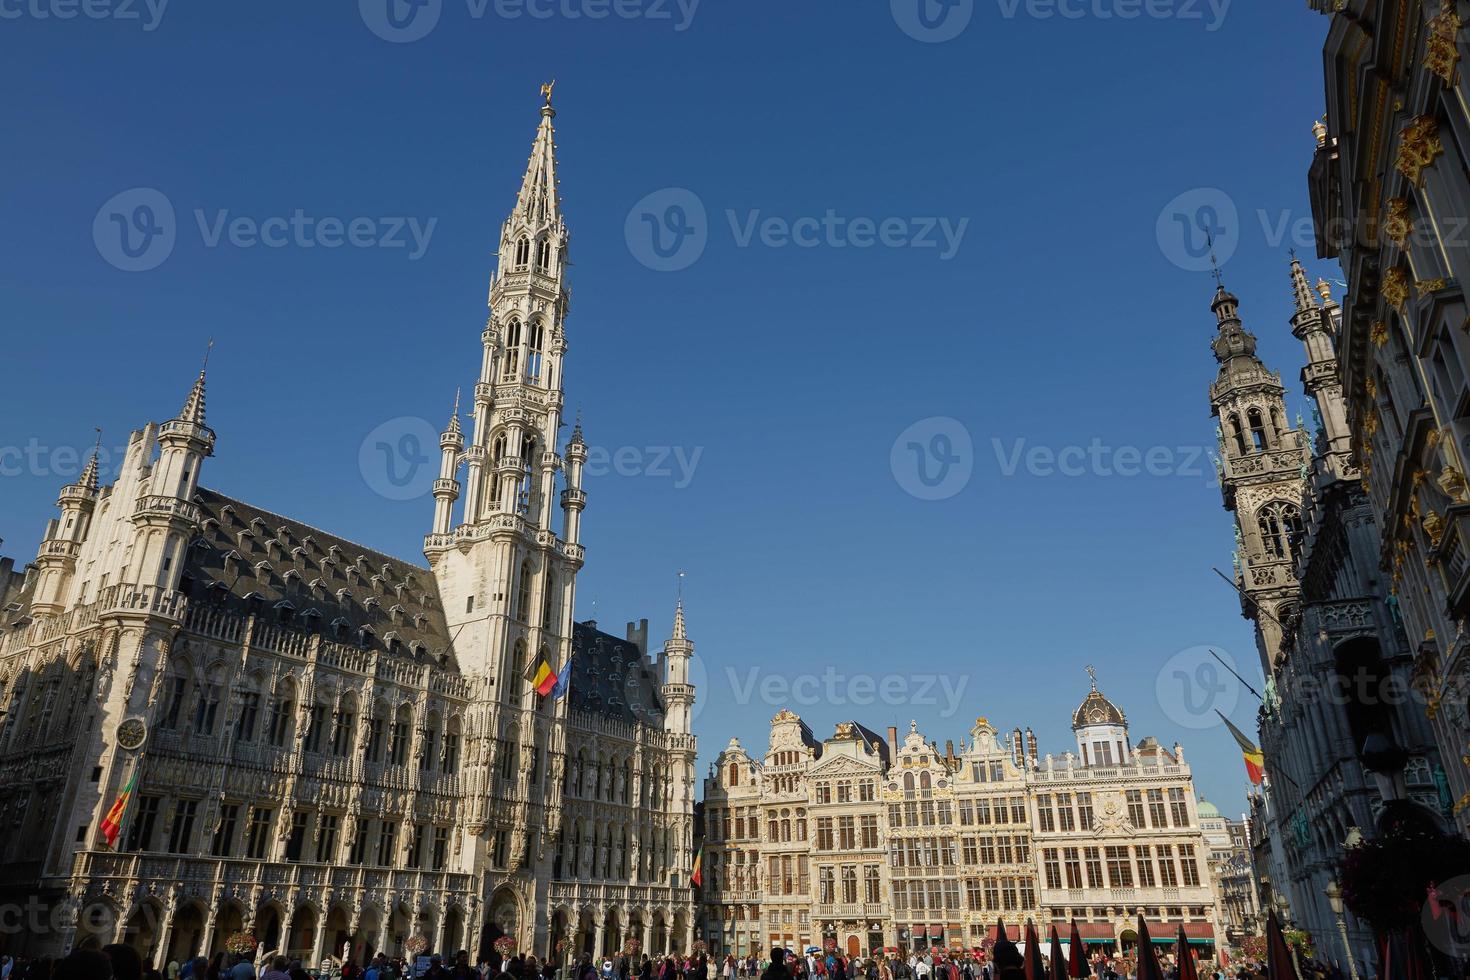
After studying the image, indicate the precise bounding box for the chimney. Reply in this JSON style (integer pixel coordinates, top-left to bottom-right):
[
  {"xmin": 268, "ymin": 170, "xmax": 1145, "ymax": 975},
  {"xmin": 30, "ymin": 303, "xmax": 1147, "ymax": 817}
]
[
  {"xmin": 1013, "ymin": 727, "xmax": 1024, "ymax": 767},
  {"xmin": 945, "ymin": 740, "xmax": 956, "ymax": 767},
  {"xmin": 887, "ymin": 726, "xmax": 898, "ymax": 759},
  {"xmin": 626, "ymin": 618, "xmax": 649, "ymax": 657},
  {"xmin": 1026, "ymin": 728, "xmax": 1038, "ymax": 769}
]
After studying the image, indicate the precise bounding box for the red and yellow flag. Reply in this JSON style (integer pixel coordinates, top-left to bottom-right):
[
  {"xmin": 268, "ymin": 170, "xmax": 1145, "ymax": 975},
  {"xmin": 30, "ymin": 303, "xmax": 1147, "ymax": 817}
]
[
  {"xmin": 1217, "ymin": 710, "xmax": 1265, "ymax": 785},
  {"xmin": 99, "ymin": 770, "xmax": 138, "ymax": 847},
  {"xmin": 532, "ymin": 658, "xmax": 558, "ymax": 698},
  {"xmin": 691, "ymin": 845, "xmax": 703, "ymax": 887}
]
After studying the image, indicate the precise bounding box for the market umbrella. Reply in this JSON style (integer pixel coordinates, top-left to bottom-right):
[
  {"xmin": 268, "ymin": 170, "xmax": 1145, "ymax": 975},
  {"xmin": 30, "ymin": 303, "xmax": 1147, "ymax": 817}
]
[
  {"xmin": 1067, "ymin": 922, "xmax": 1090, "ymax": 978},
  {"xmin": 1265, "ymin": 910, "xmax": 1301, "ymax": 980},
  {"xmin": 1047, "ymin": 927, "xmax": 1067, "ymax": 980},
  {"xmin": 1173, "ymin": 926, "xmax": 1198, "ymax": 980},
  {"xmin": 1022, "ymin": 921, "xmax": 1047, "ymax": 980},
  {"xmin": 992, "ymin": 919, "xmax": 1022, "ymax": 977},
  {"xmin": 1067, "ymin": 921, "xmax": 1089, "ymax": 978},
  {"xmin": 1134, "ymin": 915, "xmax": 1165, "ymax": 980}
]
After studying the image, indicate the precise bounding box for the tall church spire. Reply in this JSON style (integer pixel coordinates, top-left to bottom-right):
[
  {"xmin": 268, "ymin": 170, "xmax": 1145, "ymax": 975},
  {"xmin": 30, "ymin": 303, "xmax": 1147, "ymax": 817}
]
[
  {"xmin": 179, "ymin": 369, "xmax": 207, "ymax": 426},
  {"xmin": 513, "ymin": 82, "xmax": 562, "ymax": 228},
  {"xmin": 1289, "ymin": 252, "xmax": 1319, "ymax": 317}
]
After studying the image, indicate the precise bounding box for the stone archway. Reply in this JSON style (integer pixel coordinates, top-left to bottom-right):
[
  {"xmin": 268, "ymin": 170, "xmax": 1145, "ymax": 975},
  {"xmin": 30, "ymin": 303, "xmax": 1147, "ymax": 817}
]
[
  {"xmin": 287, "ymin": 905, "xmax": 319, "ymax": 961},
  {"xmin": 256, "ymin": 903, "xmax": 285, "ymax": 956},
  {"xmin": 168, "ymin": 903, "xmax": 208, "ymax": 964},
  {"xmin": 211, "ymin": 902, "xmax": 246, "ymax": 958},
  {"xmin": 443, "ymin": 905, "xmax": 466, "ymax": 957},
  {"xmin": 483, "ymin": 887, "xmax": 522, "ymax": 962},
  {"xmin": 323, "ymin": 906, "xmax": 352, "ymax": 967},
  {"xmin": 123, "ymin": 900, "xmax": 163, "ymax": 961}
]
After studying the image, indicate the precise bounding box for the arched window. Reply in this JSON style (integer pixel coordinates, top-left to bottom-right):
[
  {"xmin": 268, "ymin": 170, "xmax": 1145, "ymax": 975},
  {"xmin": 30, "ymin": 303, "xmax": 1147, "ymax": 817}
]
[
  {"xmin": 514, "ymin": 237, "xmax": 530, "ymax": 268},
  {"xmin": 526, "ymin": 320, "xmax": 545, "ymax": 383},
  {"xmin": 490, "ymin": 434, "xmax": 507, "ymax": 508},
  {"xmin": 509, "ymin": 641, "xmax": 528, "ymax": 707},
  {"xmin": 1228, "ymin": 414, "xmax": 1247, "ymax": 455},
  {"xmin": 516, "ymin": 561, "xmax": 533, "ymax": 622},
  {"xmin": 920, "ymin": 771, "xmax": 932, "ymax": 790},
  {"xmin": 518, "ymin": 435, "xmax": 537, "ymax": 510},
  {"xmin": 1247, "ymin": 408, "xmax": 1269, "ymax": 450},
  {"xmin": 1257, "ymin": 501, "xmax": 1302, "ymax": 561},
  {"xmin": 903, "ymin": 772, "xmax": 915, "ymax": 792},
  {"xmin": 728, "ymin": 763, "xmax": 739, "ymax": 786},
  {"xmin": 541, "ymin": 572, "xmax": 556, "ymax": 630},
  {"xmin": 536, "ymin": 238, "xmax": 551, "ymax": 270},
  {"xmin": 502, "ymin": 320, "xmax": 522, "ymax": 379}
]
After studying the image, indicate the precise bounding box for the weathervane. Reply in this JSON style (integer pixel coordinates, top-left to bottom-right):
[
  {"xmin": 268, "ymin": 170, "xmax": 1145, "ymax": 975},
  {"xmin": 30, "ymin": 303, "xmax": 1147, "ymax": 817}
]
[
  {"xmin": 1207, "ymin": 234, "xmax": 1224, "ymax": 288},
  {"xmin": 541, "ymin": 80, "xmax": 556, "ymax": 106},
  {"xmin": 1085, "ymin": 664, "xmax": 1098, "ymax": 689}
]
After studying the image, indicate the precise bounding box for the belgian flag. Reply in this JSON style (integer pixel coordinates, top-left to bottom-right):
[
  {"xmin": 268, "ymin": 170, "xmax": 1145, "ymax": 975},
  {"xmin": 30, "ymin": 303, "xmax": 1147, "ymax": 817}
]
[{"xmin": 1216, "ymin": 710, "xmax": 1265, "ymax": 785}]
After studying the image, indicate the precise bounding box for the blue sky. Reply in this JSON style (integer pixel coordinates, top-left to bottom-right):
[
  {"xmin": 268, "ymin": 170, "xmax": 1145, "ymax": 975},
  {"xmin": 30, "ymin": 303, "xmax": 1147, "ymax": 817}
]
[{"xmin": 0, "ymin": 0, "xmax": 1335, "ymax": 815}]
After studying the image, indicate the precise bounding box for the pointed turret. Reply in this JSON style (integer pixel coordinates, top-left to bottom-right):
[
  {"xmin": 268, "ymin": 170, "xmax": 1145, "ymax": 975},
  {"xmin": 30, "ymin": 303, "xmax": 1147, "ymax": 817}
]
[
  {"xmin": 179, "ymin": 369, "xmax": 207, "ymax": 426},
  {"xmin": 672, "ymin": 596, "xmax": 687, "ymax": 640},
  {"xmin": 1290, "ymin": 253, "xmax": 1319, "ymax": 317},
  {"xmin": 430, "ymin": 390, "xmax": 465, "ymax": 539},
  {"xmin": 77, "ymin": 447, "xmax": 99, "ymax": 492},
  {"xmin": 514, "ymin": 84, "xmax": 562, "ymax": 227}
]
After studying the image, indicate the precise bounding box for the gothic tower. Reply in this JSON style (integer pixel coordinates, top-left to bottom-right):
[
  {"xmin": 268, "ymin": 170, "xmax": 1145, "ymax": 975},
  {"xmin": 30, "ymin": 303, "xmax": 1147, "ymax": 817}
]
[
  {"xmin": 1209, "ymin": 282, "xmax": 1309, "ymax": 671},
  {"xmin": 425, "ymin": 87, "xmax": 585, "ymax": 904}
]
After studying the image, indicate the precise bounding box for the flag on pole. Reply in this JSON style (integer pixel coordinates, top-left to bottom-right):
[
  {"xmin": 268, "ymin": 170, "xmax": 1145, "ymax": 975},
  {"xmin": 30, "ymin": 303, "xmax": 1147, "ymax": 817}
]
[
  {"xmin": 532, "ymin": 658, "xmax": 558, "ymax": 698},
  {"xmin": 691, "ymin": 845, "xmax": 703, "ymax": 887},
  {"xmin": 552, "ymin": 656, "xmax": 573, "ymax": 700},
  {"xmin": 1216, "ymin": 710, "xmax": 1266, "ymax": 785},
  {"xmin": 100, "ymin": 769, "xmax": 138, "ymax": 848}
]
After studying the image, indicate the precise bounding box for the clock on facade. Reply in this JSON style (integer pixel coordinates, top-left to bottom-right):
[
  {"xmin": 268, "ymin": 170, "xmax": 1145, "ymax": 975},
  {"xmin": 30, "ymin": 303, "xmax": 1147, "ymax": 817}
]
[{"xmin": 116, "ymin": 717, "xmax": 147, "ymax": 751}]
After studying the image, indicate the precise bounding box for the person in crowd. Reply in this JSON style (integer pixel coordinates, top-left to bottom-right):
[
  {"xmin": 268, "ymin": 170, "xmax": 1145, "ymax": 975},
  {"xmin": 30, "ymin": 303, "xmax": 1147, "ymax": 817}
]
[
  {"xmin": 261, "ymin": 957, "xmax": 292, "ymax": 980},
  {"xmin": 758, "ymin": 951, "xmax": 787, "ymax": 980}
]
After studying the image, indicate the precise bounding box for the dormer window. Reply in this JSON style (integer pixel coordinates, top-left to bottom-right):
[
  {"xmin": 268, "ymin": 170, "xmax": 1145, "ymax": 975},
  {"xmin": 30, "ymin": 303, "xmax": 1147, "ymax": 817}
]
[
  {"xmin": 389, "ymin": 605, "xmax": 406, "ymax": 625},
  {"xmin": 221, "ymin": 504, "xmax": 237, "ymax": 523},
  {"xmin": 331, "ymin": 617, "xmax": 350, "ymax": 639},
  {"xmin": 357, "ymin": 626, "xmax": 374, "ymax": 649},
  {"xmin": 274, "ymin": 600, "xmax": 296, "ymax": 624},
  {"xmin": 253, "ymin": 561, "xmax": 272, "ymax": 579}
]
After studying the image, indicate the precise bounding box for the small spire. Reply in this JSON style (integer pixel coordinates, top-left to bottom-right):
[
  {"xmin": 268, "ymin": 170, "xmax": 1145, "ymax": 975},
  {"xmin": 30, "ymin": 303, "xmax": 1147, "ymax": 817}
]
[
  {"xmin": 179, "ymin": 370, "xmax": 207, "ymax": 425},
  {"xmin": 78, "ymin": 428, "xmax": 101, "ymax": 490},
  {"xmin": 1289, "ymin": 251, "xmax": 1319, "ymax": 314},
  {"xmin": 514, "ymin": 84, "xmax": 562, "ymax": 225},
  {"xmin": 671, "ymin": 570, "xmax": 687, "ymax": 640},
  {"xmin": 569, "ymin": 407, "xmax": 585, "ymax": 446},
  {"xmin": 447, "ymin": 387, "xmax": 462, "ymax": 434}
]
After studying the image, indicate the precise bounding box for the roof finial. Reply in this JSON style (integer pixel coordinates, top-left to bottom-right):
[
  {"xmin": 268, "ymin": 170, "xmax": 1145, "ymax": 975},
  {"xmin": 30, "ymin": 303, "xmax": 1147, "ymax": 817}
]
[
  {"xmin": 541, "ymin": 79, "xmax": 556, "ymax": 107},
  {"xmin": 1086, "ymin": 664, "xmax": 1098, "ymax": 690},
  {"xmin": 1207, "ymin": 233, "xmax": 1224, "ymax": 289},
  {"xmin": 202, "ymin": 337, "xmax": 214, "ymax": 372}
]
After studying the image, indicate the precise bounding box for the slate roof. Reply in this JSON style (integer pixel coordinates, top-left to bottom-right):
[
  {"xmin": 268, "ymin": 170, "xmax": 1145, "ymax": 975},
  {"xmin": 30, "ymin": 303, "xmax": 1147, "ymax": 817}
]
[
  {"xmin": 568, "ymin": 620, "xmax": 666, "ymax": 728},
  {"xmin": 183, "ymin": 487, "xmax": 455, "ymax": 665},
  {"xmin": 0, "ymin": 558, "xmax": 34, "ymax": 631}
]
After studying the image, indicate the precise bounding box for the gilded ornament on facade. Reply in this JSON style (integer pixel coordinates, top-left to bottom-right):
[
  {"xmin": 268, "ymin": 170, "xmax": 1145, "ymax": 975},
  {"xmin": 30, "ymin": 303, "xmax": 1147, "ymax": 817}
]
[
  {"xmin": 1423, "ymin": 509, "xmax": 1447, "ymax": 547},
  {"xmin": 1363, "ymin": 406, "xmax": 1380, "ymax": 437},
  {"xmin": 1428, "ymin": 426, "xmax": 1445, "ymax": 449},
  {"xmin": 1365, "ymin": 374, "xmax": 1378, "ymax": 398},
  {"xmin": 1439, "ymin": 465, "xmax": 1469, "ymax": 501},
  {"xmin": 1384, "ymin": 197, "xmax": 1412, "ymax": 249},
  {"xmin": 1397, "ymin": 116, "xmax": 1445, "ymax": 185},
  {"xmin": 1371, "ymin": 320, "xmax": 1390, "ymax": 346},
  {"xmin": 1382, "ymin": 266, "xmax": 1410, "ymax": 310},
  {"xmin": 1426, "ymin": 1, "xmax": 1462, "ymax": 86},
  {"xmin": 1417, "ymin": 277, "xmax": 1450, "ymax": 295}
]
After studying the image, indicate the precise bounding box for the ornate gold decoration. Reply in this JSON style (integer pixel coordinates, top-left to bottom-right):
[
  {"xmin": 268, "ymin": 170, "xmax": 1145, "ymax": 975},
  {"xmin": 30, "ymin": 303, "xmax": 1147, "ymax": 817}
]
[
  {"xmin": 1427, "ymin": 1, "xmax": 1462, "ymax": 86},
  {"xmin": 1414, "ymin": 468, "xmax": 1430, "ymax": 488},
  {"xmin": 1371, "ymin": 320, "xmax": 1390, "ymax": 345},
  {"xmin": 1363, "ymin": 406, "xmax": 1380, "ymax": 437},
  {"xmin": 1365, "ymin": 375, "xmax": 1378, "ymax": 398},
  {"xmin": 1397, "ymin": 116, "xmax": 1445, "ymax": 185},
  {"xmin": 1313, "ymin": 116, "xmax": 1329, "ymax": 147},
  {"xmin": 1440, "ymin": 465, "xmax": 1469, "ymax": 501},
  {"xmin": 1384, "ymin": 197, "xmax": 1413, "ymax": 249},
  {"xmin": 540, "ymin": 79, "xmax": 556, "ymax": 105},
  {"xmin": 1426, "ymin": 627, "xmax": 1438, "ymax": 641},
  {"xmin": 1383, "ymin": 267, "xmax": 1410, "ymax": 310},
  {"xmin": 1455, "ymin": 791, "xmax": 1470, "ymax": 815},
  {"xmin": 1417, "ymin": 277, "xmax": 1450, "ymax": 295},
  {"xmin": 1317, "ymin": 278, "xmax": 1334, "ymax": 302},
  {"xmin": 1424, "ymin": 509, "xmax": 1447, "ymax": 546}
]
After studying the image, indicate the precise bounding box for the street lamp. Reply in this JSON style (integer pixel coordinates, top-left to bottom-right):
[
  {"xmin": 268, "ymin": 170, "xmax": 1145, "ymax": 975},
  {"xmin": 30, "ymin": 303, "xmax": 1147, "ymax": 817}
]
[{"xmin": 1323, "ymin": 880, "xmax": 1359, "ymax": 980}]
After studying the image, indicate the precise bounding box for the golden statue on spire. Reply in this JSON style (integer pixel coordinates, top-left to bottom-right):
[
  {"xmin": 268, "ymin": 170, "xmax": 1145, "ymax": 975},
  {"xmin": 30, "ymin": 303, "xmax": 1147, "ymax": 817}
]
[{"xmin": 540, "ymin": 79, "xmax": 556, "ymax": 106}]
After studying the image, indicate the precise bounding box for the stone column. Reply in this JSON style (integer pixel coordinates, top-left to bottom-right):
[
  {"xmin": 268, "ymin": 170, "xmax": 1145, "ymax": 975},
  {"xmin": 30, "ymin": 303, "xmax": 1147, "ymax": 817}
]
[
  {"xmin": 643, "ymin": 917, "xmax": 654, "ymax": 960},
  {"xmin": 310, "ymin": 911, "xmax": 329, "ymax": 971},
  {"xmin": 593, "ymin": 910, "xmax": 606, "ymax": 960},
  {"xmin": 199, "ymin": 901, "xmax": 220, "ymax": 961}
]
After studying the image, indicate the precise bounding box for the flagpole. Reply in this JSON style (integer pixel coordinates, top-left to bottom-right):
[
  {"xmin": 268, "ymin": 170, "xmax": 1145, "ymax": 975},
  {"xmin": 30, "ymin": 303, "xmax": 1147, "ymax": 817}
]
[{"xmin": 108, "ymin": 751, "xmax": 144, "ymax": 852}]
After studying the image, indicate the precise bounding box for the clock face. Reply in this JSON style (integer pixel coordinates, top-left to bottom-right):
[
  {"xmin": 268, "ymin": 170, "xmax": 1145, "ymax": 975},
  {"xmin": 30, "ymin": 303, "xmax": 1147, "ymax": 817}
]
[{"xmin": 117, "ymin": 717, "xmax": 147, "ymax": 751}]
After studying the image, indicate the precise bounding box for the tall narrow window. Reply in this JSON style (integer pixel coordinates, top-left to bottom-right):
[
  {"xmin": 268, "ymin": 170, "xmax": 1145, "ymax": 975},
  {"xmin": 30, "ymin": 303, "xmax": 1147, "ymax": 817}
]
[
  {"xmin": 1247, "ymin": 408, "xmax": 1269, "ymax": 450},
  {"xmin": 541, "ymin": 573, "xmax": 555, "ymax": 629},
  {"xmin": 517, "ymin": 562, "xmax": 533, "ymax": 622},
  {"xmin": 502, "ymin": 320, "xmax": 522, "ymax": 379},
  {"xmin": 1227, "ymin": 414, "xmax": 1247, "ymax": 454},
  {"xmin": 527, "ymin": 320, "xmax": 545, "ymax": 383},
  {"xmin": 536, "ymin": 238, "xmax": 551, "ymax": 270},
  {"xmin": 1257, "ymin": 501, "xmax": 1301, "ymax": 561},
  {"xmin": 514, "ymin": 238, "xmax": 530, "ymax": 268}
]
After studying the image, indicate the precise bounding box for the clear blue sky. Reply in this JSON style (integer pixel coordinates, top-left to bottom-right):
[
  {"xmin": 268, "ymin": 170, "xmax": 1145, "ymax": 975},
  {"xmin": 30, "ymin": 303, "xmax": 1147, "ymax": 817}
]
[{"xmin": 0, "ymin": 1, "xmax": 1334, "ymax": 816}]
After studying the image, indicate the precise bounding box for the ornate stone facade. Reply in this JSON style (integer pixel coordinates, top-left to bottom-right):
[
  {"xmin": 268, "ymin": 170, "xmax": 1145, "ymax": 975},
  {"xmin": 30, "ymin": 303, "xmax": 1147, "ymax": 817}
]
[
  {"xmin": 1205, "ymin": 261, "xmax": 1446, "ymax": 975},
  {"xmin": 697, "ymin": 681, "xmax": 1221, "ymax": 959},
  {"xmin": 1308, "ymin": 0, "xmax": 1470, "ymax": 838},
  {"xmin": 0, "ymin": 94, "xmax": 696, "ymax": 966}
]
